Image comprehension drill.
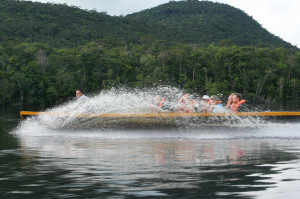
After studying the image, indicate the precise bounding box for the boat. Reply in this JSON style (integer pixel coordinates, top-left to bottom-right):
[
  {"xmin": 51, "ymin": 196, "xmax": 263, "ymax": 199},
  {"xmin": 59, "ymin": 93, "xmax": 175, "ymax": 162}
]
[
  {"xmin": 20, "ymin": 111, "xmax": 300, "ymax": 119},
  {"xmin": 20, "ymin": 111, "xmax": 300, "ymax": 129}
]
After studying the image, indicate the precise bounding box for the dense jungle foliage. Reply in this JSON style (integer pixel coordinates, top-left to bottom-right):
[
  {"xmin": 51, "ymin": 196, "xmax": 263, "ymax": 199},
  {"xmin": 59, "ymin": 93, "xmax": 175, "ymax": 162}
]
[{"xmin": 0, "ymin": 0, "xmax": 299, "ymax": 108}]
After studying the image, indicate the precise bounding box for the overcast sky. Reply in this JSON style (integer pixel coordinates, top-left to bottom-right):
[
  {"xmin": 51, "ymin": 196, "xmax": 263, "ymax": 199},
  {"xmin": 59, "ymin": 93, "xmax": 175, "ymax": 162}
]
[{"xmin": 30, "ymin": 0, "xmax": 300, "ymax": 47}]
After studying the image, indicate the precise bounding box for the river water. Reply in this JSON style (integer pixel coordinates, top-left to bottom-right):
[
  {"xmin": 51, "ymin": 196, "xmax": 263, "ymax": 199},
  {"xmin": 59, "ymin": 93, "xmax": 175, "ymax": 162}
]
[{"xmin": 1, "ymin": 90, "xmax": 300, "ymax": 198}]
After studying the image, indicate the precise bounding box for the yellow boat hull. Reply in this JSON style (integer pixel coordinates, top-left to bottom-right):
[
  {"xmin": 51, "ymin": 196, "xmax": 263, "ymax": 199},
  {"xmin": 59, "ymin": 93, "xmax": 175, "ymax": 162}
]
[
  {"xmin": 19, "ymin": 111, "xmax": 300, "ymax": 130},
  {"xmin": 20, "ymin": 111, "xmax": 300, "ymax": 119}
]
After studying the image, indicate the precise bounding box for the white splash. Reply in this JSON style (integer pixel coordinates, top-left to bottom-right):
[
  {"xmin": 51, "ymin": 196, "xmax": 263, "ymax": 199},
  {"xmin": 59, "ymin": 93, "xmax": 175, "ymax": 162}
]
[{"xmin": 14, "ymin": 87, "xmax": 299, "ymax": 134}]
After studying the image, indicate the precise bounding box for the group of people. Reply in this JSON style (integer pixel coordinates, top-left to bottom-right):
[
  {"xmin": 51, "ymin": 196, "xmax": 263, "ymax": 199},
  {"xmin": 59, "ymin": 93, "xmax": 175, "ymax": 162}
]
[
  {"xmin": 76, "ymin": 89, "xmax": 246, "ymax": 113},
  {"xmin": 154, "ymin": 93, "xmax": 246, "ymax": 113}
]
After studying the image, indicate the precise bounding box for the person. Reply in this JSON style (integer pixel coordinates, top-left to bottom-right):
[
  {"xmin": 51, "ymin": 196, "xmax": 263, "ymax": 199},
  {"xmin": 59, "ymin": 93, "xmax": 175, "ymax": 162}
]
[
  {"xmin": 177, "ymin": 94, "xmax": 197, "ymax": 113},
  {"xmin": 208, "ymin": 95, "xmax": 223, "ymax": 113},
  {"xmin": 231, "ymin": 93, "xmax": 246, "ymax": 112},
  {"xmin": 76, "ymin": 89, "xmax": 89, "ymax": 103},
  {"xmin": 226, "ymin": 93, "xmax": 235, "ymax": 109},
  {"xmin": 200, "ymin": 95, "xmax": 210, "ymax": 113},
  {"xmin": 153, "ymin": 95, "xmax": 167, "ymax": 109}
]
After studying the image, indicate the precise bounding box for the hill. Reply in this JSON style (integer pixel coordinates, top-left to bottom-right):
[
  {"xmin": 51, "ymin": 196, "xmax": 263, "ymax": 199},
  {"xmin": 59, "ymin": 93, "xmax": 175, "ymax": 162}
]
[
  {"xmin": 0, "ymin": 0, "xmax": 159, "ymax": 47},
  {"xmin": 1, "ymin": 0, "xmax": 299, "ymax": 107},
  {"xmin": 0, "ymin": 0, "xmax": 296, "ymax": 48},
  {"xmin": 127, "ymin": 0, "xmax": 293, "ymax": 48}
]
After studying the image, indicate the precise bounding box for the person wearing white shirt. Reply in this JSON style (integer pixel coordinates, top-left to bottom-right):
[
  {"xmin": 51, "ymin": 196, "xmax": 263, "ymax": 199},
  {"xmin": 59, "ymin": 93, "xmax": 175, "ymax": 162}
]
[{"xmin": 75, "ymin": 89, "xmax": 89, "ymax": 102}]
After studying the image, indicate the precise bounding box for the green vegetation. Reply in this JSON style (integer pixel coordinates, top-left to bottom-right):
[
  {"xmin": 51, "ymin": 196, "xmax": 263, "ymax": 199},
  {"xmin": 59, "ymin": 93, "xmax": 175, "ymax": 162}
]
[
  {"xmin": 1, "ymin": 41, "xmax": 299, "ymax": 108},
  {"xmin": 127, "ymin": 0, "xmax": 293, "ymax": 48},
  {"xmin": 0, "ymin": 0, "xmax": 295, "ymax": 48},
  {"xmin": 0, "ymin": 0, "xmax": 299, "ymax": 108}
]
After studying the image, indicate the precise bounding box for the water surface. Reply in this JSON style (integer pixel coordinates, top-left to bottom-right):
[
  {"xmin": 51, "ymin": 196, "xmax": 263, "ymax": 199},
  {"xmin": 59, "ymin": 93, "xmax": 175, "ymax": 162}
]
[{"xmin": 1, "ymin": 92, "xmax": 300, "ymax": 198}]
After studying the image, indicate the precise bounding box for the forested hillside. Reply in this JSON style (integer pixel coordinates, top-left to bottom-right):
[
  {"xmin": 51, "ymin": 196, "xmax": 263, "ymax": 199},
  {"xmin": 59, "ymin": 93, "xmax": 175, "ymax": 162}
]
[
  {"xmin": 0, "ymin": 0, "xmax": 160, "ymax": 47},
  {"xmin": 0, "ymin": 0, "xmax": 299, "ymax": 108},
  {"xmin": 127, "ymin": 0, "xmax": 293, "ymax": 48},
  {"xmin": 0, "ymin": 0, "xmax": 295, "ymax": 48}
]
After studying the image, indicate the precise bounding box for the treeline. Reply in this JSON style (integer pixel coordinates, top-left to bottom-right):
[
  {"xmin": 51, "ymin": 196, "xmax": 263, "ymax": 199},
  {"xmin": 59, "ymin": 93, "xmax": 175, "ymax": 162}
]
[{"xmin": 1, "ymin": 40, "xmax": 299, "ymax": 108}]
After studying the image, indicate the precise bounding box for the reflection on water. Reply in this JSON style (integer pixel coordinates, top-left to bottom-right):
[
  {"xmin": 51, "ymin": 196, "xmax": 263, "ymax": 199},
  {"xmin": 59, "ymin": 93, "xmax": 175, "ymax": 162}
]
[{"xmin": 1, "ymin": 123, "xmax": 299, "ymax": 198}]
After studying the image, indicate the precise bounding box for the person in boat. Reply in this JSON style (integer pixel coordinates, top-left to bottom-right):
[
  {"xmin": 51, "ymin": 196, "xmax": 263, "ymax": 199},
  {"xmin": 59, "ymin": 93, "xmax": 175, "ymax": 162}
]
[
  {"xmin": 231, "ymin": 93, "xmax": 246, "ymax": 112},
  {"xmin": 226, "ymin": 93, "xmax": 235, "ymax": 109},
  {"xmin": 208, "ymin": 95, "xmax": 223, "ymax": 113},
  {"xmin": 177, "ymin": 94, "xmax": 198, "ymax": 113},
  {"xmin": 200, "ymin": 95, "xmax": 210, "ymax": 113},
  {"xmin": 76, "ymin": 89, "xmax": 89, "ymax": 103},
  {"xmin": 153, "ymin": 95, "xmax": 161, "ymax": 106},
  {"xmin": 153, "ymin": 95, "xmax": 168, "ymax": 110}
]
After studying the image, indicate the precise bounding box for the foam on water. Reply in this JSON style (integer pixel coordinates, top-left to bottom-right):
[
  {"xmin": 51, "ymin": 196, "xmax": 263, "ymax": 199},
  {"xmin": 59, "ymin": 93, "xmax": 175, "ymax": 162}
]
[{"xmin": 14, "ymin": 87, "xmax": 300, "ymax": 139}]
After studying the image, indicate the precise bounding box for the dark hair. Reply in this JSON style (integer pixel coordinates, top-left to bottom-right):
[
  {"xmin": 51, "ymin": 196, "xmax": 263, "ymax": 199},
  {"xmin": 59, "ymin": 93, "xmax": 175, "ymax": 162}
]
[
  {"xmin": 210, "ymin": 95, "xmax": 218, "ymax": 100},
  {"xmin": 235, "ymin": 93, "xmax": 242, "ymax": 100}
]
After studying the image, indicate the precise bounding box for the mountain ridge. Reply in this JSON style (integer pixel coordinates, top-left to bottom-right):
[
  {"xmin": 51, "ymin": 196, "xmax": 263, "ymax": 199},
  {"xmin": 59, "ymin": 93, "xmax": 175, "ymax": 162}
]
[
  {"xmin": 0, "ymin": 0, "xmax": 296, "ymax": 49},
  {"xmin": 127, "ymin": 0, "xmax": 293, "ymax": 48}
]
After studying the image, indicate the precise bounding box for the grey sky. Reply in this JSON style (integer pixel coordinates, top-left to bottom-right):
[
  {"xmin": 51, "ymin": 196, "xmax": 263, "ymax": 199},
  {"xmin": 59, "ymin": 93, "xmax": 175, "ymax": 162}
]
[{"xmin": 29, "ymin": 0, "xmax": 300, "ymax": 46}]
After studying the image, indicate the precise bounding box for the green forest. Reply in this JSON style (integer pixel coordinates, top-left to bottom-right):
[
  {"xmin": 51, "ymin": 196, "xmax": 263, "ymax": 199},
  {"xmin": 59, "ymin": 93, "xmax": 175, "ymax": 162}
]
[{"xmin": 0, "ymin": 0, "xmax": 299, "ymax": 108}]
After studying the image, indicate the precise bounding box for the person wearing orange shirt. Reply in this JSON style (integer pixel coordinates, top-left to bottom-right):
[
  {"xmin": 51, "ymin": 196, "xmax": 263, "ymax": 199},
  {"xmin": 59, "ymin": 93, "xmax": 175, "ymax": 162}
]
[
  {"xmin": 226, "ymin": 93, "xmax": 235, "ymax": 109},
  {"xmin": 231, "ymin": 93, "xmax": 246, "ymax": 112}
]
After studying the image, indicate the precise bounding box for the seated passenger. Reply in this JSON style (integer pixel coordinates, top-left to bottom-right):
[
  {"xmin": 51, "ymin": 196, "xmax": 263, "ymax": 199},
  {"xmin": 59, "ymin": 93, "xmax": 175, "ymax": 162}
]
[
  {"xmin": 177, "ymin": 94, "xmax": 197, "ymax": 113},
  {"xmin": 76, "ymin": 89, "xmax": 89, "ymax": 103},
  {"xmin": 226, "ymin": 93, "xmax": 235, "ymax": 109},
  {"xmin": 231, "ymin": 93, "xmax": 246, "ymax": 112},
  {"xmin": 153, "ymin": 95, "xmax": 167, "ymax": 110},
  {"xmin": 153, "ymin": 96, "xmax": 165, "ymax": 107},
  {"xmin": 208, "ymin": 95, "xmax": 223, "ymax": 113},
  {"xmin": 200, "ymin": 95, "xmax": 210, "ymax": 113}
]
